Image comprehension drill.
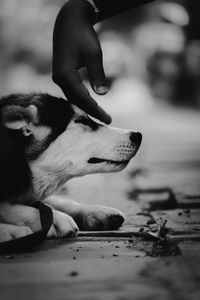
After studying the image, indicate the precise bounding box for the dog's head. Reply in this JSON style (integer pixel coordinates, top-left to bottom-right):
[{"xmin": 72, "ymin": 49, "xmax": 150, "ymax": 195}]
[{"xmin": 0, "ymin": 94, "xmax": 142, "ymax": 197}]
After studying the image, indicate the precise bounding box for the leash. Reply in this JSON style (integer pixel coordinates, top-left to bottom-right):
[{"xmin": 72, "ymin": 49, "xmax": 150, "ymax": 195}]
[{"xmin": 0, "ymin": 202, "xmax": 53, "ymax": 254}]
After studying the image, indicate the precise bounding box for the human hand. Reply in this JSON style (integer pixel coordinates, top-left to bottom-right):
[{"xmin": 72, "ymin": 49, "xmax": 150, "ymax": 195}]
[{"xmin": 52, "ymin": 0, "xmax": 111, "ymax": 124}]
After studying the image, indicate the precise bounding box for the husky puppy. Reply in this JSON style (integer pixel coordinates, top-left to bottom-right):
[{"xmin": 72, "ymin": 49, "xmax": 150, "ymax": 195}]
[{"xmin": 0, "ymin": 93, "xmax": 142, "ymax": 242}]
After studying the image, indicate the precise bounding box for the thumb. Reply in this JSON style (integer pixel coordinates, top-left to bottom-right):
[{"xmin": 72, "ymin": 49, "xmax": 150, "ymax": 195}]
[{"xmin": 86, "ymin": 48, "xmax": 108, "ymax": 95}]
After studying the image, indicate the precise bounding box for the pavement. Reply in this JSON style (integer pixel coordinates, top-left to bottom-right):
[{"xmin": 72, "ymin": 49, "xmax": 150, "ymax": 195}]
[{"xmin": 0, "ymin": 103, "xmax": 200, "ymax": 300}]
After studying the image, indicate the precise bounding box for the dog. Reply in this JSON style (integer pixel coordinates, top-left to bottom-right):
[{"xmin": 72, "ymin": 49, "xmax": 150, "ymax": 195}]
[{"xmin": 0, "ymin": 93, "xmax": 142, "ymax": 242}]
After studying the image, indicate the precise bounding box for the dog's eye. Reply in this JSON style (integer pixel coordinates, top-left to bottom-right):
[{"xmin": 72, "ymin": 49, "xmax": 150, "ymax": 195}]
[{"xmin": 74, "ymin": 116, "xmax": 99, "ymax": 131}]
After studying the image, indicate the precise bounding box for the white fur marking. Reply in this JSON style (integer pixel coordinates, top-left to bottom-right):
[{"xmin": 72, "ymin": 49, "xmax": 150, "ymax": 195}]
[{"xmin": 30, "ymin": 108, "xmax": 138, "ymax": 200}]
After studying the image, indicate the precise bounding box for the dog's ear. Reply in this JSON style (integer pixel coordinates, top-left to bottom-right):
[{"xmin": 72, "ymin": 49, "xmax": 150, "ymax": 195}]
[{"xmin": 2, "ymin": 104, "xmax": 39, "ymax": 136}]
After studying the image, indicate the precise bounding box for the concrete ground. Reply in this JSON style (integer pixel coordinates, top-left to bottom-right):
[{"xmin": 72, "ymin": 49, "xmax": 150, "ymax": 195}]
[{"xmin": 0, "ymin": 103, "xmax": 200, "ymax": 300}]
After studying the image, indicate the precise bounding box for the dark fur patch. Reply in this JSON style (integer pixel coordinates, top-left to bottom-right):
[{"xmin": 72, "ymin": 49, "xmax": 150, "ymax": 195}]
[
  {"xmin": 0, "ymin": 125, "xmax": 33, "ymax": 203},
  {"xmin": 74, "ymin": 116, "xmax": 101, "ymax": 131},
  {"xmin": 0, "ymin": 93, "xmax": 74, "ymax": 203},
  {"xmin": 0, "ymin": 93, "xmax": 74, "ymax": 138}
]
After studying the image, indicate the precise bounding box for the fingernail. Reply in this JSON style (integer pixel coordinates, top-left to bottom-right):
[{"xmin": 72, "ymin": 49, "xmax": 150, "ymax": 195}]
[{"xmin": 95, "ymin": 86, "xmax": 108, "ymax": 95}]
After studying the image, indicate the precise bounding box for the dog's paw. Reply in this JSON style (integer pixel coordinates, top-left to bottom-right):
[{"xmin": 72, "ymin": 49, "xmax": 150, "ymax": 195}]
[
  {"xmin": 0, "ymin": 224, "xmax": 33, "ymax": 243},
  {"xmin": 47, "ymin": 210, "xmax": 79, "ymax": 239},
  {"xmin": 79, "ymin": 206, "xmax": 125, "ymax": 231}
]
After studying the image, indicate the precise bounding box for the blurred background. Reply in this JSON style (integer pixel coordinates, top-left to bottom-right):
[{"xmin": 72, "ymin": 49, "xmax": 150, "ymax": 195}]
[
  {"xmin": 0, "ymin": 1, "xmax": 200, "ymax": 203},
  {"xmin": 0, "ymin": 0, "xmax": 200, "ymax": 113}
]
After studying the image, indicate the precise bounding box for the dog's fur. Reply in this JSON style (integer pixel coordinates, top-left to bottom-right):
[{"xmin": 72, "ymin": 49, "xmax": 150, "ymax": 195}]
[{"xmin": 0, "ymin": 93, "xmax": 142, "ymax": 242}]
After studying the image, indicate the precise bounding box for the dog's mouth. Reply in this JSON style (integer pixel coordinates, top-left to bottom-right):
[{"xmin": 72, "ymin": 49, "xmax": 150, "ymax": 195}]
[{"xmin": 88, "ymin": 157, "xmax": 130, "ymax": 165}]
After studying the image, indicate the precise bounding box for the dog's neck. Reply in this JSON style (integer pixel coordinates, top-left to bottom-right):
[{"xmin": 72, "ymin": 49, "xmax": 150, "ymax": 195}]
[{"xmin": 30, "ymin": 163, "xmax": 72, "ymax": 201}]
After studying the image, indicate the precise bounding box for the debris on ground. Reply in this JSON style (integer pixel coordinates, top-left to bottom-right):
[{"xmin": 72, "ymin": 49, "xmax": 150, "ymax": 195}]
[
  {"xmin": 138, "ymin": 217, "xmax": 181, "ymax": 257},
  {"xmin": 149, "ymin": 239, "xmax": 182, "ymax": 257},
  {"xmin": 69, "ymin": 271, "xmax": 79, "ymax": 277},
  {"xmin": 139, "ymin": 217, "xmax": 168, "ymax": 240}
]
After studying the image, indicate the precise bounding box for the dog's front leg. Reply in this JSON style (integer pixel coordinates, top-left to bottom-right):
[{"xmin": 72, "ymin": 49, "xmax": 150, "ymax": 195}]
[
  {"xmin": 0, "ymin": 203, "xmax": 41, "ymax": 242},
  {"xmin": 0, "ymin": 223, "xmax": 33, "ymax": 243},
  {"xmin": 0, "ymin": 203, "xmax": 78, "ymax": 240},
  {"xmin": 47, "ymin": 209, "xmax": 78, "ymax": 238},
  {"xmin": 45, "ymin": 195, "xmax": 125, "ymax": 231},
  {"xmin": 0, "ymin": 203, "xmax": 41, "ymax": 232}
]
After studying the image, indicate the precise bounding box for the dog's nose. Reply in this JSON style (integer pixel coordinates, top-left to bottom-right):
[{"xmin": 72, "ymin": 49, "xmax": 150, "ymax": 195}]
[{"xmin": 130, "ymin": 132, "xmax": 142, "ymax": 146}]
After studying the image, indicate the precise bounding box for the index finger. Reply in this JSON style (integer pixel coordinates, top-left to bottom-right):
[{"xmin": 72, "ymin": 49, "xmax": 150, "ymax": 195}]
[{"xmin": 55, "ymin": 68, "xmax": 112, "ymax": 124}]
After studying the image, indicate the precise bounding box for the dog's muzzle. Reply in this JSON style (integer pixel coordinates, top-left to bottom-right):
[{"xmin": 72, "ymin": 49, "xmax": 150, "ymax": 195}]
[{"xmin": 88, "ymin": 131, "xmax": 142, "ymax": 165}]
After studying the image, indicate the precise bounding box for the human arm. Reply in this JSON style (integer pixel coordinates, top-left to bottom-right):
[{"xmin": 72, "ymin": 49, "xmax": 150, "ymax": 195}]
[{"xmin": 52, "ymin": 0, "xmax": 155, "ymax": 123}]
